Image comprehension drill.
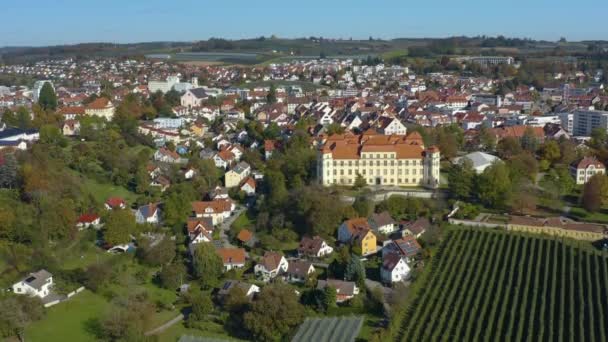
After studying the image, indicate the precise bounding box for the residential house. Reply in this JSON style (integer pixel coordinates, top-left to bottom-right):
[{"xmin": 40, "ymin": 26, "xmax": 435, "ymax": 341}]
[
  {"xmin": 284, "ymin": 260, "xmax": 315, "ymax": 283},
  {"xmin": 85, "ymin": 97, "xmax": 115, "ymax": 120},
  {"xmin": 105, "ymin": 197, "xmax": 126, "ymax": 210},
  {"xmin": 381, "ymin": 253, "xmax": 411, "ymax": 284},
  {"xmin": 239, "ymin": 177, "xmax": 256, "ymax": 196},
  {"xmin": 62, "ymin": 120, "xmax": 81, "ymax": 136},
  {"xmin": 401, "ymin": 218, "xmax": 430, "ymax": 239},
  {"xmin": 12, "ymin": 269, "xmax": 53, "ymax": 298},
  {"xmin": 297, "ymin": 236, "xmax": 334, "ymax": 258},
  {"xmin": 217, "ymin": 280, "xmax": 260, "ymax": 299},
  {"xmin": 216, "ymin": 248, "xmax": 247, "ymax": 271},
  {"xmin": 254, "ymin": 251, "xmax": 288, "ymax": 282},
  {"xmin": 187, "ymin": 218, "xmax": 214, "ymax": 244},
  {"xmin": 337, "ymin": 218, "xmax": 378, "ymax": 256},
  {"xmin": 224, "ymin": 161, "xmax": 251, "ymax": 188},
  {"xmin": 316, "ymin": 279, "xmax": 360, "ymax": 303},
  {"xmin": 369, "ymin": 211, "xmax": 397, "ymax": 235},
  {"xmin": 213, "ymin": 150, "xmax": 235, "ymax": 169},
  {"xmin": 154, "ymin": 147, "xmax": 181, "ymax": 164},
  {"xmin": 382, "ymin": 236, "xmax": 422, "ymax": 263},
  {"xmin": 570, "ymin": 157, "xmax": 606, "ymax": 185},
  {"xmin": 191, "ymin": 199, "xmax": 234, "ymax": 225},
  {"xmin": 76, "ymin": 213, "xmax": 101, "ymax": 230},
  {"xmin": 135, "ymin": 203, "xmax": 160, "ymax": 225},
  {"xmin": 377, "ymin": 117, "xmax": 407, "ymax": 135}
]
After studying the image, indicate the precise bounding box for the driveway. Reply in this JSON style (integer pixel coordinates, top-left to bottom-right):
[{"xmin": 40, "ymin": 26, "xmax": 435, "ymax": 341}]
[{"xmin": 217, "ymin": 206, "xmax": 246, "ymax": 248}]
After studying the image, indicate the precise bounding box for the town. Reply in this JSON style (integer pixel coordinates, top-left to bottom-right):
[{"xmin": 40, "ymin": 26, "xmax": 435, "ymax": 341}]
[{"xmin": 0, "ymin": 35, "xmax": 608, "ymax": 342}]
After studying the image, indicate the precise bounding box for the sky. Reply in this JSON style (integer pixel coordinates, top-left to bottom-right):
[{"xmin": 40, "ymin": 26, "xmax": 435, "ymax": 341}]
[{"xmin": 2, "ymin": 0, "xmax": 607, "ymax": 47}]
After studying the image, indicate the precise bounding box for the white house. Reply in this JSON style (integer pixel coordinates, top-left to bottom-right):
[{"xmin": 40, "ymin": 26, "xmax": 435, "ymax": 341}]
[
  {"xmin": 218, "ymin": 280, "xmax": 260, "ymax": 299},
  {"xmin": 135, "ymin": 203, "xmax": 160, "ymax": 225},
  {"xmin": 191, "ymin": 199, "xmax": 234, "ymax": 225},
  {"xmin": 76, "ymin": 213, "xmax": 101, "ymax": 230},
  {"xmin": 316, "ymin": 279, "xmax": 360, "ymax": 303},
  {"xmin": 570, "ymin": 157, "xmax": 606, "ymax": 185},
  {"xmin": 216, "ymin": 248, "xmax": 247, "ymax": 271},
  {"xmin": 378, "ymin": 117, "xmax": 407, "ymax": 135},
  {"xmin": 369, "ymin": 211, "xmax": 397, "ymax": 235},
  {"xmin": 284, "ymin": 260, "xmax": 315, "ymax": 283},
  {"xmin": 297, "ymin": 236, "xmax": 334, "ymax": 258},
  {"xmin": 12, "ymin": 269, "xmax": 53, "ymax": 298},
  {"xmin": 254, "ymin": 251, "xmax": 288, "ymax": 282},
  {"xmin": 381, "ymin": 254, "xmax": 411, "ymax": 284},
  {"xmin": 154, "ymin": 147, "xmax": 181, "ymax": 164}
]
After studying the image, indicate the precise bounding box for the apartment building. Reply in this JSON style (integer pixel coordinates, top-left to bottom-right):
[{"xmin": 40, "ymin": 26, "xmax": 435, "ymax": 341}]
[
  {"xmin": 317, "ymin": 132, "xmax": 440, "ymax": 188},
  {"xmin": 572, "ymin": 110, "xmax": 608, "ymax": 136}
]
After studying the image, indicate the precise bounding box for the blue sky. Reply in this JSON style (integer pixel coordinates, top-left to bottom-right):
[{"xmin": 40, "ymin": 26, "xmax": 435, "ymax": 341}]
[{"xmin": 2, "ymin": 0, "xmax": 607, "ymax": 46}]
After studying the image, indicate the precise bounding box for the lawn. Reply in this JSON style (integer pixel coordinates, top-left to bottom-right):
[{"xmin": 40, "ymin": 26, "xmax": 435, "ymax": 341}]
[
  {"xmin": 156, "ymin": 320, "xmax": 246, "ymax": 342},
  {"xmin": 568, "ymin": 206, "xmax": 608, "ymax": 224},
  {"xmin": 230, "ymin": 210, "xmax": 255, "ymax": 233},
  {"xmin": 78, "ymin": 174, "xmax": 139, "ymax": 204},
  {"xmin": 26, "ymin": 290, "xmax": 110, "ymax": 342}
]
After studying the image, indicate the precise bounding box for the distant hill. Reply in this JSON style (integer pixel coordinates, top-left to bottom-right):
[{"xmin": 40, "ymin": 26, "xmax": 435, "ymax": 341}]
[{"xmin": 1, "ymin": 36, "xmax": 606, "ymax": 64}]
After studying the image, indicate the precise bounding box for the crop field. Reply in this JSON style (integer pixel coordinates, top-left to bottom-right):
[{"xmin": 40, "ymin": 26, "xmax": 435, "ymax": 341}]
[
  {"xmin": 395, "ymin": 228, "xmax": 608, "ymax": 341},
  {"xmin": 292, "ymin": 316, "xmax": 364, "ymax": 342}
]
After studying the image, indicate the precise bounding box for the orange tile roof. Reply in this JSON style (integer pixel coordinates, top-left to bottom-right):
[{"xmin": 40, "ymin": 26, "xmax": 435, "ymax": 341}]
[
  {"xmin": 86, "ymin": 97, "xmax": 113, "ymax": 110},
  {"xmin": 321, "ymin": 132, "xmax": 429, "ymax": 160},
  {"xmin": 192, "ymin": 199, "xmax": 232, "ymax": 215},
  {"xmin": 216, "ymin": 248, "xmax": 246, "ymax": 264},
  {"xmin": 237, "ymin": 229, "xmax": 253, "ymax": 242}
]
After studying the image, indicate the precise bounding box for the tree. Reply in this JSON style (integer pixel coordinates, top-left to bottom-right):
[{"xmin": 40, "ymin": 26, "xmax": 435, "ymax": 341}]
[
  {"xmin": 476, "ymin": 162, "xmax": 512, "ymax": 208},
  {"xmin": 352, "ymin": 196, "xmax": 372, "ymax": 217},
  {"xmin": 39, "ymin": 124, "xmax": 67, "ymax": 146},
  {"xmin": 508, "ymin": 152, "xmax": 538, "ymax": 183},
  {"xmin": 100, "ymin": 293, "xmax": 156, "ymax": 340},
  {"xmin": 136, "ymin": 236, "xmax": 176, "ymax": 266},
  {"xmin": 323, "ymin": 286, "xmax": 337, "ymax": 309},
  {"xmin": 521, "ymin": 127, "xmax": 538, "ymax": 153},
  {"xmin": 192, "ymin": 242, "xmax": 223, "ymax": 289},
  {"xmin": 582, "ymin": 174, "xmax": 608, "ymax": 212},
  {"xmin": 266, "ymin": 84, "xmax": 277, "ymax": 104},
  {"xmin": 353, "ymin": 173, "xmax": 367, "ymax": 190},
  {"xmin": 448, "ymin": 158, "xmax": 476, "ymax": 200},
  {"xmin": 540, "ymin": 140, "xmax": 561, "ymax": 164},
  {"xmin": 185, "ymin": 288, "xmax": 214, "ymax": 327},
  {"xmin": 496, "ymin": 137, "xmax": 522, "ymax": 159},
  {"xmin": 345, "ymin": 255, "xmax": 365, "ymax": 287},
  {"xmin": 158, "ymin": 261, "xmax": 186, "ymax": 289},
  {"xmin": 0, "ymin": 154, "xmax": 18, "ymax": 189},
  {"xmin": 479, "ymin": 126, "xmax": 497, "ymax": 151},
  {"xmin": 104, "ymin": 209, "xmax": 135, "ymax": 245},
  {"xmin": 326, "ymin": 123, "xmax": 345, "ymax": 136},
  {"xmin": 511, "ymin": 184, "xmax": 537, "ymax": 214},
  {"xmin": 0, "ymin": 296, "xmax": 45, "ymax": 340},
  {"xmin": 38, "ymin": 82, "xmax": 57, "ymax": 111},
  {"xmin": 244, "ymin": 283, "xmax": 305, "ymax": 342}
]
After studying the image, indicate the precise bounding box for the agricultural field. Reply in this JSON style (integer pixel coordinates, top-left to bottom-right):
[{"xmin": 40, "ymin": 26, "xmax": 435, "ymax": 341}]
[
  {"xmin": 396, "ymin": 228, "xmax": 608, "ymax": 341},
  {"xmin": 292, "ymin": 316, "xmax": 364, "ymax": 342}
]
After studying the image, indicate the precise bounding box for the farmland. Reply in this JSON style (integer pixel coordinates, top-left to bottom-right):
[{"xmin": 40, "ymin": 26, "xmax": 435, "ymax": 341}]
[
  {"xmin": 395, "ymin": 228, "xmax": 608, "ymax": 341},
  {"xmin": 292, "ymin": 316, "xmax": 364, "ymax": 342}
]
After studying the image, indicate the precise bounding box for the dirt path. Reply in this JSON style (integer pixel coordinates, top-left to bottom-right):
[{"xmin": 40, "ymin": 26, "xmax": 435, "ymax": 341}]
[{"xmin": 144, "ymin": 313, "xmax": 184, "ymax": 336}]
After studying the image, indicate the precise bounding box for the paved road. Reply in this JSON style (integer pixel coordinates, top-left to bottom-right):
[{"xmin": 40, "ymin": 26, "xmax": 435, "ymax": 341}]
[
  {"xmin": 144, "ymin": 313, "xmax": 184, "ymax": 336},
  {"xmin": 217, "ymin": 206, "xmax": 246, "ymax": 248}
]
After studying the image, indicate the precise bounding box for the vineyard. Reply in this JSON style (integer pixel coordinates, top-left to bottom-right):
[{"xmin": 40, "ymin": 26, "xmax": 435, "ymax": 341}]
[{"xmin": 395, "ymin": 228, "xmax": 608, "ymax": 341}]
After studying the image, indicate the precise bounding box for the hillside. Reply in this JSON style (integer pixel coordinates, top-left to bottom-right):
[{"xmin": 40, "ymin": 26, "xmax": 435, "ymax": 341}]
[{"xmin": 395, "ymin": 228, "xmax": 608, "ymax": 341}]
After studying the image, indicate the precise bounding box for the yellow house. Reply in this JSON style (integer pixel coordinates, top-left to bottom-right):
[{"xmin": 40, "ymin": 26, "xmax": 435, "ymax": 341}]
[
  {"xmin": 190, "ymin": 122, "xmax": 206, "ymax": 137},
  {"xmin": 338, "ymin": 218, "xmax": 377, "ymax": 255},
  {"xmin": 224, "ymin": 162, "xmax": 251, "ymax": 188},
  {"xmin": 508, "ymin": 216, "xmax": 607, "ymax": 241}
]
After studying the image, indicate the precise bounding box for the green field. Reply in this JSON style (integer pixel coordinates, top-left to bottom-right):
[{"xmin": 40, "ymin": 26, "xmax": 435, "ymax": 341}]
[
  {"xmin": 26, "ymin": 290, "xmax": 110, "ymax": 342},
  {"xmin": 395, "ymin": 228, "xmax": 608, "ymax": 341}
]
